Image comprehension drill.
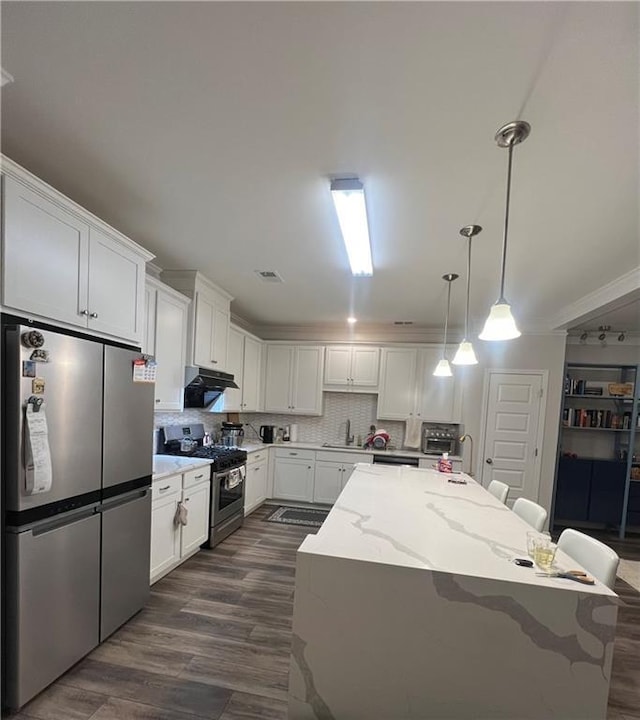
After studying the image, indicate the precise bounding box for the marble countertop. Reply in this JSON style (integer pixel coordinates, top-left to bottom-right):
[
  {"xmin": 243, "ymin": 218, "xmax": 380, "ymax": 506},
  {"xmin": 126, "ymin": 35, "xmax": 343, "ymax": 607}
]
[
  {"xmin": 152, "ymin": 455, "xmax": 213, "ymax": 481},
  {"xmin": 242, "ymin": 441, "xmax": 461, "ymax": 460},
  {"xmin": 299, "ymin": 464, "xmax": 615, "ymax": 596}
]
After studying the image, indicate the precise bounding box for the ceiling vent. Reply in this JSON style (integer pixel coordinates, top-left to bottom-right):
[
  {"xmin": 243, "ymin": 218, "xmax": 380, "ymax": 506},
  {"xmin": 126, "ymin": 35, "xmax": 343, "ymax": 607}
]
[
  {"xmin": 255, "ymin": 270, "xmax": 284, "ymax": 283},
  {"xmin": 394, "ymin": 321, "xmax": 414, "ymax": 326}
]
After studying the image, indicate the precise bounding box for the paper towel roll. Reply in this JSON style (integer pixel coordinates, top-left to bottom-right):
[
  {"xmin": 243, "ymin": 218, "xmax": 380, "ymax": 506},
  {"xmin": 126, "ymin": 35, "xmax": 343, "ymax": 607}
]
[{"xmin": 289, "ymin": 423, "xmax": 298, "ymax": 442}]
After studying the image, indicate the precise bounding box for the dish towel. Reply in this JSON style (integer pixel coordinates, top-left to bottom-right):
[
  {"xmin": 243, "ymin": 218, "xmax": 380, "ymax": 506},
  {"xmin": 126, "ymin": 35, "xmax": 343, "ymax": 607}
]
[{"xmin": 404, "ymin": 417, "xmax": 422, "ymax": 449}]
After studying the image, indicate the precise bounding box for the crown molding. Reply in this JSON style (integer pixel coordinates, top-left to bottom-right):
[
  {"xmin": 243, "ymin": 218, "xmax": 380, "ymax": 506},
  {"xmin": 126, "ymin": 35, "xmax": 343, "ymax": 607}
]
[{"xmin": 550, "ymin": 266, "xmax": 640, "ymax": 330}]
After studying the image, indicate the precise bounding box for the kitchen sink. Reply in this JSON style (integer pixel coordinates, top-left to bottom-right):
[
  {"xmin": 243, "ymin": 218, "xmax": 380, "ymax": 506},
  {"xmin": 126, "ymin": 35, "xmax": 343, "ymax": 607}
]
[{"xmin": 321, "ymin": 443, "xmax": 363, "ymax": 449}]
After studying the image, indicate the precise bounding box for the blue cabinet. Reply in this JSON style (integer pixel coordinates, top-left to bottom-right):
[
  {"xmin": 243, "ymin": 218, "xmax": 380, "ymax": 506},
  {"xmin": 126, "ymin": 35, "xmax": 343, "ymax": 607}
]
[
  {"xmin": 588, "ymin": 460, "xmax": 627, "ymax": 524},
  {"xmin": 554, "ymin": 458, "xmax": 591, "ymax": 522}
]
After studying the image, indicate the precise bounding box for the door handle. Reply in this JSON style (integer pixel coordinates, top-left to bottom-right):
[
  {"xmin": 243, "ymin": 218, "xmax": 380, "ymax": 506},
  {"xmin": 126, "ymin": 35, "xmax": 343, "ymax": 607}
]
[{"xmin": 486, "ymin": 458, "xmax": 493, "ymax": 464}]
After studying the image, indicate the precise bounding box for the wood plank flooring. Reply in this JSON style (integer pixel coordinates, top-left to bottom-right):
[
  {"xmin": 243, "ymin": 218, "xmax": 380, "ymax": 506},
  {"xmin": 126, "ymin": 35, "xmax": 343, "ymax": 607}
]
[{"xmin": 5, "ymin": 507, "xmax": 640, "ymax": 719}]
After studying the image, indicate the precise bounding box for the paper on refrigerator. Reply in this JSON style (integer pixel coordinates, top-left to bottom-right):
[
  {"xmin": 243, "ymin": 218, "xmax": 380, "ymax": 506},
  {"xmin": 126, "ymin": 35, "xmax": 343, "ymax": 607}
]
[{"xmin": 24, "ymin": 402, "xmax": 53, "ymax": 494}]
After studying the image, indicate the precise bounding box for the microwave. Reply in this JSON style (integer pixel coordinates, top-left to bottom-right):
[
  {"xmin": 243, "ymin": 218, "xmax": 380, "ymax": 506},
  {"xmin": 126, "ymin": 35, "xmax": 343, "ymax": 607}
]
[{"xmin": 422, "ymin": 427, "xmax": 459, "ymax": 455}]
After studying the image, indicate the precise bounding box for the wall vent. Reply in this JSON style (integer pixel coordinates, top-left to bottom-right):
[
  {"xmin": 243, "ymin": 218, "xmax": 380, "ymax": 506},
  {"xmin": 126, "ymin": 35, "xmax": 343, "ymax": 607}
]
[{"xmin": 255, "ymin": 270, "xmax": 284, "ymax": 283}]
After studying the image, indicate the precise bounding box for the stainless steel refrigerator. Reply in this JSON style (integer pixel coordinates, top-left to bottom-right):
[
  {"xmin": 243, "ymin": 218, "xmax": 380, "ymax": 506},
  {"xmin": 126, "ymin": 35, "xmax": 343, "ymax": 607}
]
[{"xmin": 2, "ymin": 320, "xmax": 154, "ymax": 711}]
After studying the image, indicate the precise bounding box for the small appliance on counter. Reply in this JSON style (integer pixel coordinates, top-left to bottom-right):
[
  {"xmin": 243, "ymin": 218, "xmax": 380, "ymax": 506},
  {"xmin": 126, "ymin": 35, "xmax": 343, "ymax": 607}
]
[
  {"xmin": 158, "ymin": 423, "xmax": 247, "ymax": 547},
  {"xmin": 259, "ymin": 425, "xmax": 276, "ymax": 444},
  {"xmin": 422, "ymin": 423, "xmax": 461, "ymax": 455},
  {"xmin": 220, "ymin": 422, "xmax": 244, "ymax": 447}
]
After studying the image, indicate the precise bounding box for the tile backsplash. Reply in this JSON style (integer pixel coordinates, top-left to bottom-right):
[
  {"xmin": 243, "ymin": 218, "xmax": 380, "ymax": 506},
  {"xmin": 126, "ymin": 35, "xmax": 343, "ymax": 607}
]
[{"xmin": 155, "ymin": 392, "xmax": 407, "ymax": 449}]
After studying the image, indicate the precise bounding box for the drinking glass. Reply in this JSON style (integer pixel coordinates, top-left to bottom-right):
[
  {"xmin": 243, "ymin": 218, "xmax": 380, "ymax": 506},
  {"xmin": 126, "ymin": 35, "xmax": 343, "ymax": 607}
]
[
  {"xmin": 533, "ymin": 538, "xmax": 557, "ymax": 572},
  {"xmin": 526, "ymin": 531, "xmax": 539, "ymax": 558}
]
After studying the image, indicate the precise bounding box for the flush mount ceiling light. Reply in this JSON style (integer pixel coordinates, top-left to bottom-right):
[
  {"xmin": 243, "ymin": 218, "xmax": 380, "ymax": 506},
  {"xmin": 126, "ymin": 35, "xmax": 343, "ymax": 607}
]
[
  {"xmin": 453, "ymin": 225, "xmax": 481, "ymax": 366},
  {"xmin": 347, "ymin": 316, "xmax": 357, "ymax": 324},
  {"xmin": 330, "ymin": 177, "xmax": 373, "ymax": 277},
  {"xmin": 479, "ymin": 120, "xmax": 530, "ymax": 342},
  {"xmin": 433, "ymin": 273, "xmax": 459, "ymax": 377}
]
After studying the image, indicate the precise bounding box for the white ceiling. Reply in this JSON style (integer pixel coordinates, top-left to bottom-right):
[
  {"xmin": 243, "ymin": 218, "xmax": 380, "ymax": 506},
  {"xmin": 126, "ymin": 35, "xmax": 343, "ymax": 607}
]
[{"xmin": 1, "ymin": 2, "xmax": 638, "ymax": 333}]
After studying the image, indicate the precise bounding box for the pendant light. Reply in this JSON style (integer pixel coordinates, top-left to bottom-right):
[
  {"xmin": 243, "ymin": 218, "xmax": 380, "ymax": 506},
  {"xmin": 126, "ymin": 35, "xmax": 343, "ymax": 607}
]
[
  {"xmin": 479, "ymin": 120, "xmax": 530, "ymax": 341},
  {"xmin": 433, "ymin": 273, "xmax": 459, "ymax": 377},
  {"xmin": 452, "ymin": 225, "xmax": 481, "ymax": 366}
]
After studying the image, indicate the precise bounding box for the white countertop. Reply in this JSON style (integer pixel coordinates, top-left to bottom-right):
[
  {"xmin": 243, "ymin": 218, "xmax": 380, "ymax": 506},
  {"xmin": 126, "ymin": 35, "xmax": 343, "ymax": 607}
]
[
  {"xmin": 242, "ymin": 441, "xmax": 461, "ymax": 461},
  {"xmin": 299, "ymin": 464, "xmax": 615, "ymax": 596},
  {"xmin": 152, "ymin": 455, "xmax": 213, "ymax": 481}
]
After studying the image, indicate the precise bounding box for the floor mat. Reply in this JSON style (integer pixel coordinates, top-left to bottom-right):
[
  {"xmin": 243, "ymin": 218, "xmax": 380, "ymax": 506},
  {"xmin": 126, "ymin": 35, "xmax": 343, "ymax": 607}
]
[{"xmin": 265, "ymin": 506, "xmax": 330, "ymax": 528}]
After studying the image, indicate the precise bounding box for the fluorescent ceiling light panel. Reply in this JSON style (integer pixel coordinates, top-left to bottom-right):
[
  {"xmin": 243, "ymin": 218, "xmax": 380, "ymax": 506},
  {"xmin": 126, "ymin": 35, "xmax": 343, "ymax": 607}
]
[{"xmin": 330, "ymin": 177, "xmax": 373, "ymax": 277}]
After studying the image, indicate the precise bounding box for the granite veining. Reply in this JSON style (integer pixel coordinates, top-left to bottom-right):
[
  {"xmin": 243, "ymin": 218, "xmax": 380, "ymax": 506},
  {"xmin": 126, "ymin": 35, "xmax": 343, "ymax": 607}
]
[{"xmin": 152, "ymin": 455, "xmax": 212, "ymax": 481}]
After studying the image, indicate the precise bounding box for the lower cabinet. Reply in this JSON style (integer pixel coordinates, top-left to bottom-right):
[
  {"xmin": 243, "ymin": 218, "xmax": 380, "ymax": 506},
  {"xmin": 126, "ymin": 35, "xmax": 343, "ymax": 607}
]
[
  {"xmin": 313, "ymin": 451, "xmax": 372, "ymax": 504},
  {"xmin": 150, "ymin": 470, "xmax": 211, "ymax": 584},
  {"xmin": 273, "ymin": 449, "xmax": 315, "ymax": 502},
  {"xmin": 554, "ymin": 458, "xmax": 627, "ymax": 526},
  {"xmin": 245, "ymin": 451, "xmax": 268, "ymax": 515}
]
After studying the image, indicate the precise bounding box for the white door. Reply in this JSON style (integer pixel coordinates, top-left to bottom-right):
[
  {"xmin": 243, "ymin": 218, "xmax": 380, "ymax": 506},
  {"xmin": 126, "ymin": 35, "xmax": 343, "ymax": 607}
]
[
  {"xmin": 313, "ymin": 462, "xmax": 344, "ymax": 504},
  {"xmin": 3, "ymin": 176, "xmax": 90, "ymax": 326},
  {"xmin": 87, "ymin": 227, "xmax": 144, "ymax": 342},
  {"xmin": 221, "ymin": 326, "xmax": 244, "ymax": 412},
  {"xmin": 292, "ymin": 347, "xmax": 324, "ymax": 414},
  {"xmin": 242, "ymin": 336, "xmax": 262, "ymax": 411},
  {"xmin": 180, "ymin": 482, "xmax": 210, "ymax": 557},
  {"xmin": 150, "ymin": 491, "xmax": 180, "ymax": 582},
  {"xmin": 211, "ymin": 305, "xmax": 229, "ymax": 370},
  {"xmin": 325, "ymin": 347, "xmax": 352, "ymax": 385},
  {"xmin": 154, "ymin": 291, "xmax": 188, "ymax": 411},
  {"xmin": 264, "ymin": 345, "xmax": 295, "ymax": 412},
  {"xmin": 480, "ymin": 372, "xmax": 545, "ymax": 504},
  {"xmin": 193, "ymin": 292, "xmax": 215, "ymax": 369},
  {"xmin": 273, "ymin": 459, "xmax": 314, "ymax": 501},
  {"xmin": 377, "ymin": 348, "xmax": 417, "ymax": 420},
  {"xmin": 351, "ymin": 347, "xmax": 380, "ymax": 387}
]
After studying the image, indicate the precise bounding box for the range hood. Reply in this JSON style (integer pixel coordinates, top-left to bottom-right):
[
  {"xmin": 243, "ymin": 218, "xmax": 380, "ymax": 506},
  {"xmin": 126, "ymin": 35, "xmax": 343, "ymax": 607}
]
[{"xmin": 183, "ymin": 366, "xmax": 238, "ymax": 409}]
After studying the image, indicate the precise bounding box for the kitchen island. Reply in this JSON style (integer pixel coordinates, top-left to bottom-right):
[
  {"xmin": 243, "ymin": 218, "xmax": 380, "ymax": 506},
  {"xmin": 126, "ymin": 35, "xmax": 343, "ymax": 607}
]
[{"xmin": 288, "ymin": 464, "xmax": 618, "ymax": 719}]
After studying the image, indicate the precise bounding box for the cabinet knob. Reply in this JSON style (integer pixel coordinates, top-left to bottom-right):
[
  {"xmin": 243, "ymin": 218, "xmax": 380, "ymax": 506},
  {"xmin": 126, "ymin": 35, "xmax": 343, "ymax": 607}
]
[
  {"xmin": 80, "ymin": 309, "xmax": 89, "ymax": 316},
  {"xmin": 211, "ymin": 359, "xmax": 218, "ymax": 364},
  {"xmin": 308, "ymin": 466, "xmax": 311, "ymax": 469},
  {"xmin": 90, "ymin": 312, "xmax": 98, "ymax": 319},
  {"xmin": 155, "ymin": 399, "xmax": 161, "ymax": 403},
  {"xmin": 486, "ymin": 458, "xmax": 493, "ymax": 465}
]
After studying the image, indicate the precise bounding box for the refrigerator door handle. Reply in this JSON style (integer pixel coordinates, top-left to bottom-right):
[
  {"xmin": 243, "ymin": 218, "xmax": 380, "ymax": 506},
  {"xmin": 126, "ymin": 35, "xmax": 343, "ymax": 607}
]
[
  {"xmin": 99, "ymin": 487, "xmax": 150, "ymax": 512},
  {"xmin": 27, "ymin": 504, "xmax": 100, "ymax": 537}
]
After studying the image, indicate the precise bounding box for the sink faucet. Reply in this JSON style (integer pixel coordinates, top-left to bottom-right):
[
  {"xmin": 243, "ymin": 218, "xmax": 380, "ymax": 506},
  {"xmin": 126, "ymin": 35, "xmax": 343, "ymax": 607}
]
[
  {"xmin": 459, "ymin": 434, "xmax": 474, "ymax": 476},
  {"xmin": 345, "ymin": 418, "xmax": 355, "ymax": 446}
]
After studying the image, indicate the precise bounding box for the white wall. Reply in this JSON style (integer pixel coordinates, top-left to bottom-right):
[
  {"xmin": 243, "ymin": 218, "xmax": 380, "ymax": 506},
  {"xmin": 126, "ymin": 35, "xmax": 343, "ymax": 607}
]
[{"xmin": 456, "ymin": 333, "xmax": 567, "ymax": 513}]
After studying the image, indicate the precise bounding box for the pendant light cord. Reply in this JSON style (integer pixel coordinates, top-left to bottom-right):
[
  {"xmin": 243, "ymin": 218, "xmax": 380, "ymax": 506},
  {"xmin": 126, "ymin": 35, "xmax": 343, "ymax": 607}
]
[
  {"xmin": 442, "ymin": 279, "xmax": 452, "ymax": 359},
  {"xmin": 464, "ymin": 237, "xmax": 472, "ymax": 338},
  {"xmin": 499, "ymin": 140, "xmax": 515, "ymax": 302}
]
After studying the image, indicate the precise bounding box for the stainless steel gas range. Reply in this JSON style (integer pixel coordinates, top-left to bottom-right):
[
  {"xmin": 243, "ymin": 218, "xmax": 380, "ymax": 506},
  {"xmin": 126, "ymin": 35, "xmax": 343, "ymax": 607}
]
[{"xmin": 158, "ymin": 423, "xmax": 247, "ymax": 547}]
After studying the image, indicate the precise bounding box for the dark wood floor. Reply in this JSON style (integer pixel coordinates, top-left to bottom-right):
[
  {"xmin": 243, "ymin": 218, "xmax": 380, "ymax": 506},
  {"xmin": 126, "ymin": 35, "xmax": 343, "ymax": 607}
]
[{"xmin": 7, "ymin": 507, "xmax": 640, "ymax": 720}]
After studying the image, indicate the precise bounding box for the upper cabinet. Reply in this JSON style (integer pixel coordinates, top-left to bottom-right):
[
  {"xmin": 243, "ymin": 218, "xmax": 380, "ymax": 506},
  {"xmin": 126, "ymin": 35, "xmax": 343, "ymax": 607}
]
[
  {"xmin": 377, "ymin": 346, "xmax": 459, "ymax": 422},
  {"xmin": 213, "ymin": 325, "xmax": 263, "ymax": 413},
  {"xmin": 1, "ymin": 159, "xmax": 153, "ymax": 345},
  {"xmin": 324, "ymin": 345, "xmax": 379, "ymax": 391},
  {"xmin": 161, "ymin": 270, "xmax": 232, "ymax": 373},
  {"xmin": 144, "ymin": 276, "xmax": 190, "ymax": 411},
  {"xmin": 263, "ymin": 345, "xmax": 324, "ymax": 415}
]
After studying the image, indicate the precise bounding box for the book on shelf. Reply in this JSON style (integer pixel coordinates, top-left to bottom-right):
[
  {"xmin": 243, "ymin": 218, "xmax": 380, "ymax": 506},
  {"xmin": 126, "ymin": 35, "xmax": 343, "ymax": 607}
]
[{"xmin": 563, "ymin": 405, "xmax": 631, "ymax": 429}]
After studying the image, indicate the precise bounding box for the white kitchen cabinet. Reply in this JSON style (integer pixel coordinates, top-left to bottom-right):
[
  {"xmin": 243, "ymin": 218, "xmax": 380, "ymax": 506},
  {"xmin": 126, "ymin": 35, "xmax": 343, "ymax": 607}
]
[
  {"xmin": 264, "ymin": 345, "xmax": 324, "ymax": 415},
  {"xmin": 150, "ymin": 467, "xmax": 211, "ymax": 584},
  {"xmin": 324, "ymin": 346, "xmax": 380, "ymax": 390},
  {"xmin": 214, "ymin": 326, "xmax": 263, "ymax": 413},
  {"xmin": 161, "ymin": 270, "xmax": 232, "ymax": 373},
  {"xmin": 143, "ymin": 284, "xmax": 157, "ymax": 355},
  {"xmin": 245, "ymin": 450, "xmax": 268, "ymax": 514},
  {"xmin": 144, "ymin": 277, "xmax": 190, "ymax": 411},
  {"xmin": 180, "ymin": 481, "xmax": 210, "ymax": 556},
  {"xmin": 150, "ymin": 476, "xmax": 182, "ymax": 582},
  {"xmin": 2, "ymin": 165, "xmax": 152, "ymax": 344},
  {"xmin": 377, "ymin": 348, "xmax": 418, "ymax": 419},
  {"xmin": 377, "ymin": 346, "xmax": 459, "ymax": 422},
  {"xmin": 313, "ymin": 462, "xmax": 345, "ymax": 504},
  {"xmin": 273, "ymin": 449, "xmax": 315, "ymax": 501},
  {"xmin": 314, "ymin": 450, "xmax": 372, "ymax": 503}
]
